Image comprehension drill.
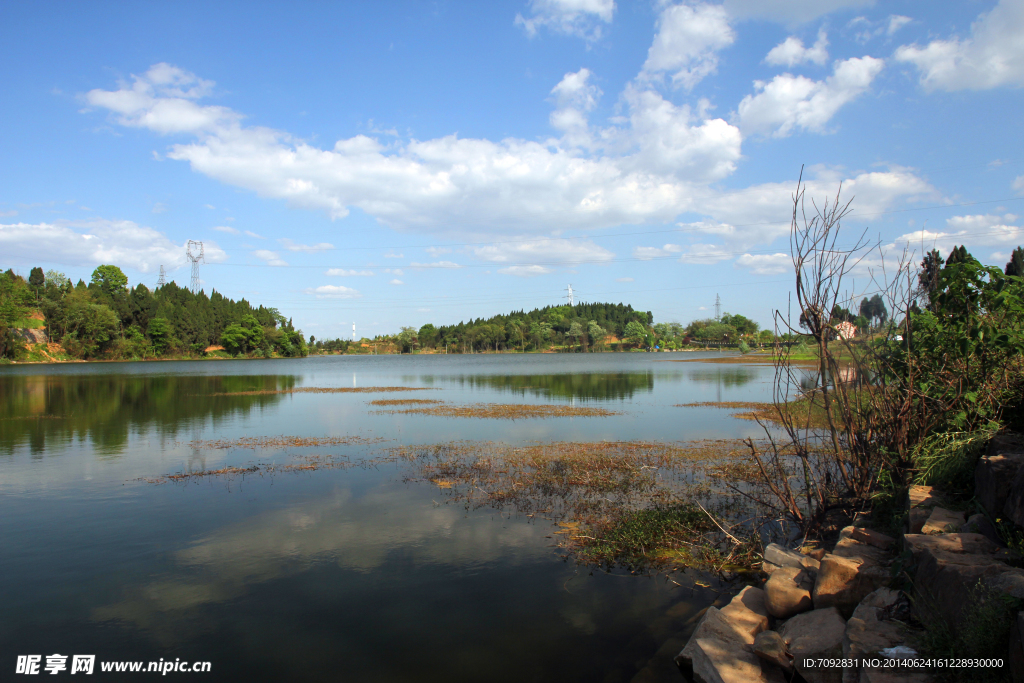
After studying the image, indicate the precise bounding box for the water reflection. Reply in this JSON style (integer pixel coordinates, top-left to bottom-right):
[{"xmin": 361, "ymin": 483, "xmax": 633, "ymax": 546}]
[
  {"xmin": 0, "ymin": 374, "xmax": 294, "ymax": 455},
  {"xmin": 686, "ymin": 367, "xmax": 759, "ymax": 388},
  {"xmin": 421, "ymin": 371, "xmax": 654, "ymax": 400}
]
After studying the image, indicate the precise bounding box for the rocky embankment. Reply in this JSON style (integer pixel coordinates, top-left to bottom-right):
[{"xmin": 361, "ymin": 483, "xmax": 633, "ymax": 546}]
[{"xmin": 673, "ymin": 431, "xmax": 1024, "ymax": 683}]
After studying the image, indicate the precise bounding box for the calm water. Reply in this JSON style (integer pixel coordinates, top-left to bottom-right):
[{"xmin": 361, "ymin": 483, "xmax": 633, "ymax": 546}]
[{"xmin": 1, "ymin": 352, "xmax": 774, "ymax": 682}]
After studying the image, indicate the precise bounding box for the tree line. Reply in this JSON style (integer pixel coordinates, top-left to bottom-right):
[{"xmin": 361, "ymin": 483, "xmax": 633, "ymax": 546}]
[{"xmin": 0, "ymin": 264, "xmax": 307, "ymax": 360}]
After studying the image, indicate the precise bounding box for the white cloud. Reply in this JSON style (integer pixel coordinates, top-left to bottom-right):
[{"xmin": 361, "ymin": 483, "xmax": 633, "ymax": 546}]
[
  {"xmin": 0, "ymin": 219, "xmax": 225, "ymax": 273},
  {"xmin": 279, "ymin": 238, "xmax": 334, "ymax": 252},
  {"xmin": 384, "ymin": 252, "xmax": 404, "ymax": 258},
  {"xmin": 409, "ymin": 261, "xmax": 461, "ymax": 269},
  {"xmin": 84, "ymin": 63, "xmax": 238, "ymax": 135},
  {"xmin": 677, "ymin": 243, "xmax": 731, "ymax": 264},
  {"xmin": 84, "ymin": 63, "xmax": 745, "ymax": 236},
  {"xmin": 152, "ymin": 202, "xmax": 168, "ymax": 214},
  {"xmin": 633, "ymin": 243, "xmax": 683, "ymax": 260},
  {"xmin": 213, "ymin": 225, "xmax": 239, "ymax": 234},
  {"xmin": 308, "ymin": 284, "xmax": 360, "ymax": 298},
  {"xmin": 470, "ymin": 238, "xmax": 613, "ymax": 266},
  {"xmin": 886, "ymin": 15, "xmax": 912, "ymax": 36},
  {"xmin": 615, "ymin": 277, "xmax": 634, "ymax": 282},
  {"xmin": 723, "ymin": 0, "xmax": 874, "ymax": 24},
  {"xmin": 0, "ymin": 210, "xmax": 17, "ymax": 217},
  {"xmin": 514, "ymin": 0, "xmax": 614, "ymax": 41},
  {"xmin": 424, "ymin": 246, "xmax": 452, "ymax": 257},
  {"xmin": 895, "ymin": 0, "xmax": 1024, "ymax": 90},
  {"xmin": 549, "ymin": 68, "xmax": 602, "ymax": 146},
  {"xmin": 204, "ymin": 204, "xmax": 216, "ymax": 209},
  {"xmin": 384, "ymin": 268, "xmax": 404, "ymax": 276},
  {"xmin": 325, "ymin": 268, "xmax": 373, "ymax": 276},
  {"xmin": 736, "ymin": 56, "xmax": 885, "ymax": 137},
  {"xmin": 498, "ymin": 265, "xmax": 553, "ymax": 277},
  {"xmin": 1014, "ymin": 176, "xmax": 1024, "ymax": 194},
  {"xmin": 252, "ymin": 249, "xmax": 287, "ymax": 266},
  {"xmin": 640, "ymin": 3, "xmax": 735, "ymax": 90},
  {"xmin": 893, "ymin": 214, "xmax": 1023, "ymax": 253},
  {"xmin": 389, "ymin": 279, "xmax": 404, "ymax": 285},
  {"xmin": 735, "ymin": 253, "xmax": 791, "ymax": 275},
  {"xmin": 765, "ymin": 30, "xmax": 829, "ymax": 67},
  {"xmin": 244, "ymin": 230, "xmax": 264, "ymax": 239}
]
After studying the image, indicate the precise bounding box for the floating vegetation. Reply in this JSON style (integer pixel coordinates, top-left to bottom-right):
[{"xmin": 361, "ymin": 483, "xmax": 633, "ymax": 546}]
[
  {"xmin": 144, "ymin": 453, "xmax": 355, "ymax": 484},
  {"xmin": 675, "ymin": 401, "xmax": 772, "ymax": 410},
  {"xmin": 368, "ymin": 398, "xmax": 445, "ymax": 406},
  {"xmin": 208, "ymin": 386, "xmax": 434, "ymax": 396},
  {"xmin": 374, "ymin": 403, "xmax": 620, "ymax": 419},
  {"xmin": 388, "ymin": 439, "xmax": 760, "ymax": 573},
  {"xmin": 185, "ymin": 435, "xmax": 383, "ymax": 450}
]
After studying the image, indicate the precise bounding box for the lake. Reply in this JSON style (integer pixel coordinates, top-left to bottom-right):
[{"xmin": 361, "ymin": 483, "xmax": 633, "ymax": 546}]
[{"xmin": 1, "ymin": 352, "xmax": 775, "ymax": 682}]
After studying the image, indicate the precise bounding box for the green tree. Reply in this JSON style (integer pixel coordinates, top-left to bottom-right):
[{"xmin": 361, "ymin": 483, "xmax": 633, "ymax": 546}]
[
  {"xmin": 147, "ymin": 317, "xmax": 172, "ymax": 353},
  {"xmin": 90, "ymin": 265, "xmax": 128, "ymax": 294},
  {"xmin": 1005, "ymin": 246, "xmax": 1024, "ymax": 277},
  {"xmin": 587, "ymin": 320, "xmax": 606, "ymax": 347},
  {"xmin": 28, "ymin": 267, "xmax": 45, "ymax": 300},
  {"xmin": 220, "ymin": 323, "xmax": 250, "ymax": 356},
  {"xmin": 623, "ymin": 321, "xmax": 647, "ymax": 346}
]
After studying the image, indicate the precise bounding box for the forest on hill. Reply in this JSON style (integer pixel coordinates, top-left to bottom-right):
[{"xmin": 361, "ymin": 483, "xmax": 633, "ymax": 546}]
[{"xmin": 0, "ymin": 265, "xmax": 306, "ymax": 361}]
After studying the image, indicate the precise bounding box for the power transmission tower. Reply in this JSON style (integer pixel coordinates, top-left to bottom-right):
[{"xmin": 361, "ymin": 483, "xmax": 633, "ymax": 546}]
[
  {"xmin": 156, "ymin": 265, "xmax": 166, "ymax": 289},
  {"xmin": 352, "ymin": 322, "xmax": 356, "ymax": 342},
  {"xmin": 565, "ymin": 284, "xmax": 574, "ymax": 307},
  {"xmin": 186, "ymin": 241, "xmax": 205, "ymax": 294},
  {"xmin": 714, "ymin": 293, "xmax": 721, "ymax": 321}
]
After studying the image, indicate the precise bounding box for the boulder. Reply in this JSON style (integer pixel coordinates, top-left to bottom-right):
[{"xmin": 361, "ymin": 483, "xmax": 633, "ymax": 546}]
[
  {"xmin": 779, "ymin": 607, "xmax": 847, "ymax": 683},
  {"xmin": 901, "ymin": 533, "xmax": 1000, "ymax": 563},
  {"xmin": 906, "ymin": 485, "xmax": 944, "ymax": 511},
  {"xmin": 1005, "ymin": 465, "xmax": 1024, "ymax": 528},
  {"xmin": 848, "ymin": 528, "xmax": 895, "ymax": 551},
  {"xmin": 842, "ymin": 588, "xmax": 908, "ymax": 683},
  {"xmin": 832, "ymin": 527, "xmax": 892, "ymax": 566},
  {"xmin": 809, "ymin": 548, "xmax": 827, "ymax": 561},
  {"xmin": 1010, "ymin": 611, "xmax": 1024, "ymax": 683},
  {"xmin": 913, "ymin": 548, "xmax": 1017, "ymax": 630},
  {"xmin": 921, "ymin": 508, "xmax": 966, "ymax": 535},
  {"xmin": 907, "ymin": 508, "xmax": 930, "ymax": 535},
  {"xmin": 753, "ymin": 630, "xmax": 793, "ymax": 673},
  {"xmin": 686, "ymin": 637, "xmax": 786, "ymax": 683},
  {"xmin": 765, "ymin": 566, "xmax": 814, "ymax": 619},
  {"xmin": 813, "ymin": 554, "xmax": 891, "ymax": 619},
  {"xmin": 676, "ymin": 589, "xmax": 771, "ymax": 680},
  {"xmin": 764, "ymin": 543, "xmax": 821, "ymax": 573},
  {"xmin": 762, "ymin": 560, "xmax": 781, "ymax": 575},
  {"xmin": 718, "ymin": 586, "xmax": 769, "ymax": 638},
  {"xmin": 960, "ymin": 513, "xmax": 1003, "ymax": 546},
  {"xmin": 975, "ymin": 449, "xmax": 1024, "ymax": 519}
]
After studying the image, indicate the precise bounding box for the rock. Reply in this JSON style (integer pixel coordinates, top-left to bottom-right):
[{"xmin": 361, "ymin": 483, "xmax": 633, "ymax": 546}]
[
  {"xmin": 921, "ymin": 508, "xmax": 966, "ymax": 535},
  {"xmin": 907, "ymin": 508, "xmax": 930, "ymax": 535},
  {"xmin": 686, "ymin": 637, "xmax": 785, "ymax": 683},
  {"xmin": 913, "ymin": 548, "xmax": 1018, "ymax": 630},
  {"xmin": 765, "ymin": 566, "xmax": 814, "ymax": 619},
  {"xmin": 753, "ymin": 630, "xmax": 793, "ymax": 673},
  {"xmin": 842, "ymin": 588, "xmax": 908, "ymax": 683},
  {"xmin": 779, "ymin": 607, "xmax": 847, "ymax": 683},
  {"xmin": 902, "ymin": 533, "xmax": 1001, "ymax": 563},
  {"xmin": 907, "ymin": 485, "xmax": 944, "ymax": 511},
  {"xmin": 762, "ymin": 560, "xmax": 781, "ymax": 575},
  {"xmin": 832, "ymin": 527, "xmax": 893, "ymax": 566},
  {"xmin": 960, "ymin": 513, "xmax": 1003, "ymax": 545},
  {"xmin": 676, "ymin": 589, "xmax": 772, "ymax": 680},
  {"xmin": 1009, "ymin": 611, "xmax": 1024, "ymax": 683},
  {"xmin": 813, "ymin": 554, "xmax": 891, "ymax": 619},
  {"xmin": 764, "ymin": 543, "xmax": 805, "ymax": 569},
  {"xmin": 1005, "ymin": 464, "xmax": 1024, "ymax": 528},
  {"xmin": 719, "ymin": 586, "xmax": 770, "ymax": 639},
  {"xmin": 849, "ymin": 528, "xmax": 895, "ymax": 551},
  {"xmin": 809, "ymin": 548, "xmax": 827, "ymax": 561},
  {"xmin": 976, "ymin": 447, "xmax": 1024, "ymax": 519}
]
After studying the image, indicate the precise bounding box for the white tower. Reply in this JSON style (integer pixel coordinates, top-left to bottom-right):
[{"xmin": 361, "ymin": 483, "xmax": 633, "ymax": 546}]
[
  {"xmin": 352, "ymin": 322, "xmax": 356, "ymax": 342},
  {"xmin": 566, "ymin": 284, "xmax": 574, "ymax": 306}
]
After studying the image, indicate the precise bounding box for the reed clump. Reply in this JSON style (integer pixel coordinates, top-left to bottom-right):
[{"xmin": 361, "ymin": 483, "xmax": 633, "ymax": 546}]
[
  {"xmin": 368, "ymin": 398, "xmax": 445, "ymax": 406},
  {"xmin": 375, "ymin": 403, "xmax": 620, "ymax": 419},
  {"xmin": 208, "ymin": 386, "xmax": 435, "ymax": 396},
  {"xmin": 185, "ymin": 435, "xmax": 383, "ymax": 450},
  {"xmin": 389, "ymin": 439, "xmax": 759, "ymax": 573}
]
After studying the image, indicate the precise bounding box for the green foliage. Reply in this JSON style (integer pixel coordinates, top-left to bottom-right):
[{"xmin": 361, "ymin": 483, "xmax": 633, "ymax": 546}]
[
  {"xmin": 147, "ymin": 317, "xmax": 172, "ymax": 353},
  {"xmin": 720, "ymin": 312, "xmax": 759, "ymax": 335},
  {"xmin": 911, "ymin": 423, "xmax": 999, "ymax": 490},
  {"xmin": 737, "ymin": 340, "xmax": 750, "ymax": 354},
  {"xmin": 623, "ymin": 320, "xmax": 647, "ymax": 345},
  {"xmin": 220, "ymin": 324, "xmax": 250, "ymax": 356},
  {"xmin": 576, "ymin": 503, "xmax": 712, "ymax": 572},
  {"xmin": 90, "ymin": 265, "xmax": 128, "ymax": 294}
]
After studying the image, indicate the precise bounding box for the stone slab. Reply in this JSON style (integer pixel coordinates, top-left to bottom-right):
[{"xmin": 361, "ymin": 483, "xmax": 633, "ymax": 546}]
[
  {"xmin": 780, "ymin": 607, "xmax": 847, "ymax": 683},
  {"xmin": 912, "ymin": 548, "xmax": 1015, "ymax": 630},
  {"xmin": 833, "ymin": 527, "xmax": 892, "ymax": 566},
  {"xmin": 906, "ymin": 485, "xmax": 944, "ymax": 511},
  {"xmin": 976, "ymin": 450, "xmax": 1024, "ymax": 519},
  {"xmin": 688, "ymin": 637, "xmax": 785, "ymax": 683},
  {"xmin": 848, "ymin": 528, "xmax": 895, "ymax": 551},
  {"xmin": 813, "ymin": 554, "xmax": 891, "ymax": 619},
  {"xmin": 921, "ymin": 507, "xmax": 966, "ymax": 535},
  {"xmin": 901, "ymin": 533, "xmax": 1000, "ymax": 563},
  {"xmin": 765, "ymin": 566, "xmax": 813, "ymax": 619}
]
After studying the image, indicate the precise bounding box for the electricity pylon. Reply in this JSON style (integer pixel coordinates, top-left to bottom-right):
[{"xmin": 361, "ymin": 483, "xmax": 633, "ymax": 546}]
[{"xmin": 186, "ymin": 241, "xmax": 204, "ymax": 294}]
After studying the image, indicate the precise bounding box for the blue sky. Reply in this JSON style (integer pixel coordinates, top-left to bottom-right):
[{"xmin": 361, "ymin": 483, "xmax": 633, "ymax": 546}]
[{"xmin": 2, "ymin": 0, "xmax": 1023, "ymax": 339}]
